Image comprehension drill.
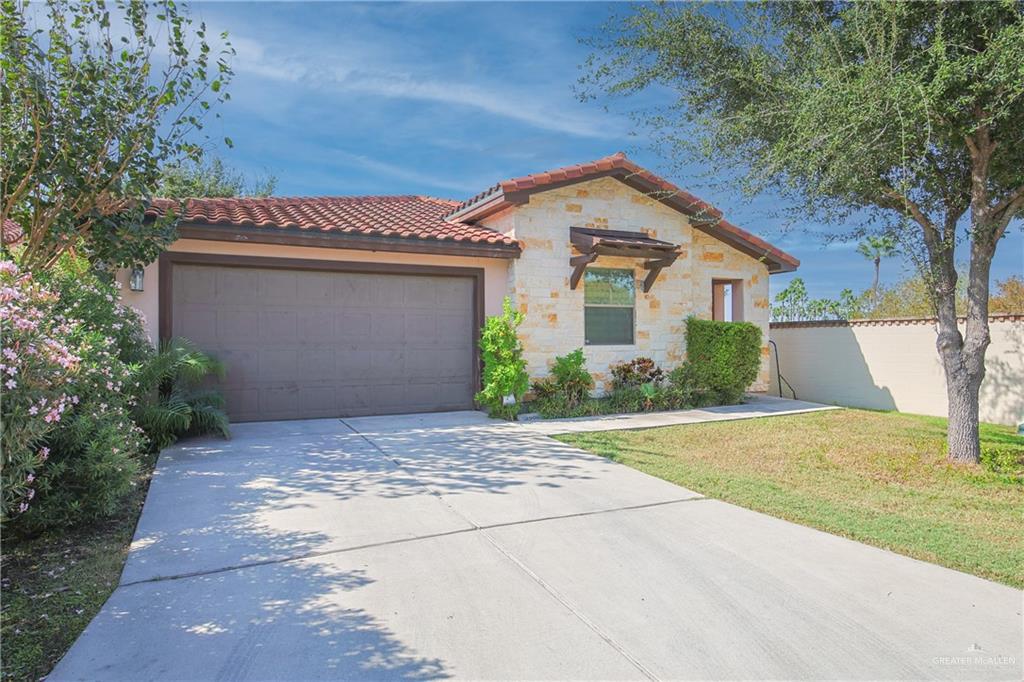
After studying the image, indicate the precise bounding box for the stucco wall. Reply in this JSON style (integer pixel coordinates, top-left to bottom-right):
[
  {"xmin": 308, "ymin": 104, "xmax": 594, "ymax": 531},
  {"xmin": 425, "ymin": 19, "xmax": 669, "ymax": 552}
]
[
  {"xmin": 483, "ymin": 177, "xmax": 772, "ymax": 391},
  {"xmin": 117, "ymin": 239, "xmax": 510, "ymax": 343},
  {"xmin": 769, "ymin": 318, "xmax": 1024, "ymax": 426}
]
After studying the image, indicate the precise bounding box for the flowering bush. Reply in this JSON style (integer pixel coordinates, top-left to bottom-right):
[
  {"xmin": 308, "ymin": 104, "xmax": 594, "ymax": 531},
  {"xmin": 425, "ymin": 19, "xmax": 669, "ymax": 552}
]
[
  {"xmin": 0, "ymin": 261, "xmax": 80, "ymax": 521},
  {"xmin": 2, "ymin": 256, "xmax": 153, "ymax": 533},
  {"xmin": 11, "ymin": 258, "xmax": 149, "ymax": 533}
]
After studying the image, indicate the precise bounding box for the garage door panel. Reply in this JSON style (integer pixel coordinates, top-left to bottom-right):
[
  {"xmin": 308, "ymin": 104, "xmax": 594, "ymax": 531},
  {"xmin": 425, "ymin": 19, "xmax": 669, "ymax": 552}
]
[
  {"xmin": 297, "ymin": 310, "xmax": 334, "ymax": 343},
  {"xmin": 337, "ymin": 385, "xmax": 373, "ymax": 413},
  {"xmin": 336, "ymin": 349, "xmax": 373, "ymax": 381},
  {"xmin": 336, "ymin": 311, "xmax": 371, "ymax": 340},
  {"xmin": 334, "ymin": 274, "xmax": 375, "ymax": 301},
  {"xmin": 218, "ymin": 350, "xmax": 258, "ymax": 386},
  {"xmin": 370, "ymin": 349, "xmax": 405, "ymax": 378},
  {"xmin": 297, "ymin": 386, "xmax": 336, "ymax": 418},
  {"xmin": 296, "ymin": 350, "xmax": 336, "ymax": 382},
  {"xmin": 216, "ymin": 269, "xmax": 259, "ymax": 304},
  {"xmin": 257, "ymin": 270, "xmax": 298, "ymax": 303},
  {"xmin": 217, "ymin": 310, "xmax": 259, "ymax": 344},
  {"xmin": 294, "ymin": 271, "xmax": 335, "ymax": 302},
  {"xmin": 405, "ymin": 312, "xmax": 438, "ymax": 344},
  {"xmin": 259, "ymin": 310, "xmax": 298, "ymax": 344},
  {"xmin": 259, "ymin": 386, "xmax": 299, "ymax": 419},
  {"xmin": 178, "ymin": 268, "xmax": 216, "ymax": 304},
  {"xmin": 436, "ymin": 313, "xmax": 472, "ymax": 344},
  {"xmin": 259, "ymin": 349, "xmax": 299, "ymax": 382},
  {"xmin": 172, "ymin": 263, "xmax": 476, "ymax": 421},
  {"xmin": 174, "ymin": 306, "xmax": 217, "ymax": 347},
  {"xmin": 436, "ymin": 279, "xmax": 472, "ymax": 309},
  {"xmin": 373, "ymin": 277, "xmax": 407, "ymax": 307},
  {"xmin": 404, "ymin": 279, "xmax": 438, "ymax": 307},
  {"xmin": 370, "ymin": 313, "xmax": 405, "ymax": 344},
  {"xmin": 222, "ymin": 388, "xmax": 259, "ymax": 420}
]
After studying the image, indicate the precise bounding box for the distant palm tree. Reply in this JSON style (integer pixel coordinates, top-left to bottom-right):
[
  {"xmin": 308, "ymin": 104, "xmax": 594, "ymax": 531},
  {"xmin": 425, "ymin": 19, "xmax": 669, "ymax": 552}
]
[{"xmin": 857, "ymin": 235, "xmax": 899, "ymax": 303}]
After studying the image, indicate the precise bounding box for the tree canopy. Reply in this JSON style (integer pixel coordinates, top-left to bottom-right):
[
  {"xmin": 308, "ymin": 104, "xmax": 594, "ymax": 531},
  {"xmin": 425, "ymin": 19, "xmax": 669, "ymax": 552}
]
[
  {"xmin": 583, "ymin": 0, "xmax": 1024, "ymax": 463},
  {"xmin": 1, "ymin": 0, "xmax": 235, "ymax": 271},
  {"xmin": 156, "ymin": 158, "xmax": 277, "ymax": 199}
]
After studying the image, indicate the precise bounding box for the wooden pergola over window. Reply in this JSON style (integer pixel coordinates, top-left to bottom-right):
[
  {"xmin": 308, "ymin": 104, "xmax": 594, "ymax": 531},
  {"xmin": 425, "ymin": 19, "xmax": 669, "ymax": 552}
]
[{"xmin": 569, "ymin": 227, "xmax": 682, "ymax": 293}]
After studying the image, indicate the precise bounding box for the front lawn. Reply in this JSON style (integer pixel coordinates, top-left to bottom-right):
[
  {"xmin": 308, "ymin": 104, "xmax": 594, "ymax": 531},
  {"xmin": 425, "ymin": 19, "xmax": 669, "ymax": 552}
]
[
  {"xmin": 0, "ymin": 449, "xmax": 158, "ymax": 682},
  {"xmin": 557, "ymin": 409, "xmax": 1024, "ymax": 588}
]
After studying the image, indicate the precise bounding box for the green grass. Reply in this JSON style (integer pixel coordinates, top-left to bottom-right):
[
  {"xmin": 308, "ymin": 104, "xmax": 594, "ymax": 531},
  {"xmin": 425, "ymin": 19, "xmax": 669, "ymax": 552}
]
[
  {"xmin": 0, "ymin": 449, "xmax": 158, "ymax": 682},
  {"xmin": 557, "ymin": 409, "xmax": 1024, "ymax": 588}
]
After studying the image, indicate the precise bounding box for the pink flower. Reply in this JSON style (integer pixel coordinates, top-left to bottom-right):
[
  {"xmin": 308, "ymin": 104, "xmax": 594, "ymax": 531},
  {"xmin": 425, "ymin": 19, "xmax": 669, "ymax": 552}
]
[{"xmin": 5, "ymin": 378, "xmax": 15, "ymax": 389}]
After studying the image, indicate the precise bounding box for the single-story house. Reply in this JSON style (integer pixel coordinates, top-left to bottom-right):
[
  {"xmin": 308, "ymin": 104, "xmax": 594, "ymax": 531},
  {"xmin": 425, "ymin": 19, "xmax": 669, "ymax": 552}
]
[{"xmin": 119, "ymin": 153, "xmax": 798, "ymax": 421}]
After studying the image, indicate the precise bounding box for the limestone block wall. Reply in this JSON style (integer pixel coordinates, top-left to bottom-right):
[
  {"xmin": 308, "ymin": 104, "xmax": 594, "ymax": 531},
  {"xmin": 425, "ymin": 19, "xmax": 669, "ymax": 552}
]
[{"xmin": 480, "ymin": 177, "xmax": 772, "ymax": 392}]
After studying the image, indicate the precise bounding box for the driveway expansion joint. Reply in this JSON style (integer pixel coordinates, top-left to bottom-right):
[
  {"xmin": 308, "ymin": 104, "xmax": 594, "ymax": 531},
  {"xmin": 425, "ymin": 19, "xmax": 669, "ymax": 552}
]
[{"xmin": 118, "ymin": 496, "xmax": 709, "ymax": 588}]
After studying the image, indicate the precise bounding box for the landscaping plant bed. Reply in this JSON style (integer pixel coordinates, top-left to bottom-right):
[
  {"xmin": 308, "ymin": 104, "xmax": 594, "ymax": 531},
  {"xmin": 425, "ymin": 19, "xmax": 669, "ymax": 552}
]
[{"xmin": 0, "ymin": 451, "xmax": 158, "ymax": 682}]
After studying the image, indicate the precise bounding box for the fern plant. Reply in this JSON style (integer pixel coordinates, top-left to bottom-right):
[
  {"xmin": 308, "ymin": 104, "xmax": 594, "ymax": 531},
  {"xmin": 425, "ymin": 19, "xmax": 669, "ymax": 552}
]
[{"xmin": 133, "ymin": 338, "xmax": 231, "ymax": 450}]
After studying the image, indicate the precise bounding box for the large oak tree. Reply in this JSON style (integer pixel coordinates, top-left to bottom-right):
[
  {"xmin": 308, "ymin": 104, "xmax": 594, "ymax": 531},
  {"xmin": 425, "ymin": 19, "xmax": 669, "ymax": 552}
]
[{"xmin": 582, "ymin": 1, "xmax": 1024, "ymax": 463}]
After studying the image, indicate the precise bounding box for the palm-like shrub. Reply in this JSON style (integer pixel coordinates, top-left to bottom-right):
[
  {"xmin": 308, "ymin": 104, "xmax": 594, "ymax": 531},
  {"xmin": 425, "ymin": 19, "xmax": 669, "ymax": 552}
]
[{"xmin": 133, "ymin": 338, "xmax": 230, "ymax": 450}]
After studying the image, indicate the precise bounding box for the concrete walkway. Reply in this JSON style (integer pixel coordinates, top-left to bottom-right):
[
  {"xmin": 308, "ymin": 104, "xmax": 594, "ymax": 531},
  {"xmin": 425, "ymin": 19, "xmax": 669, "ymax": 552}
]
[
  {"xmin": 51, "ymin": 410, "xmax": 1022, "ymax": 681},
  {"xmin": 520, "ymin": 393, "xmax": 838, "ymax": 435}
]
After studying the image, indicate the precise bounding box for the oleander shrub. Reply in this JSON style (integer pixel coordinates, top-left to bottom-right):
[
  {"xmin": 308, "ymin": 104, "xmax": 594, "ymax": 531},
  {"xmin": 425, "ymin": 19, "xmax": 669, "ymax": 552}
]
[
  {"xmin": 10, "ymin": 259, "xmax": 149, "ymax": 533},
  {"xmin": 681, "ymin": 316, "xmax": 763, "ymax": 405},
  {"xmin": 475, "ymin": 297, "xmax": 530, "ymax": 420},
  {"xmin": 0, "ymin": 261, "xmax": 79, "ymax": 522}
]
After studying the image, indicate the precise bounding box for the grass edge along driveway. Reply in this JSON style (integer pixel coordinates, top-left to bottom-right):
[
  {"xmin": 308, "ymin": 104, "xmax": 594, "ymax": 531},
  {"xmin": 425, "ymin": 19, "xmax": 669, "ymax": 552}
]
[{"xmin": 557, "ymin": 409, "xmax": 1023, "ymax": 588}]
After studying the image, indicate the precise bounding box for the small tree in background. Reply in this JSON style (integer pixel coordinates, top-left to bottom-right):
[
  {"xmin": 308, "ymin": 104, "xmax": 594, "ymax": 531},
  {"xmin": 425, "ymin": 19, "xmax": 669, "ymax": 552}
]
[
  {"xmin": 475, "ymin": 298, "xmax": 529, "ymax": 420},
  {"xmin": 583, "ymin": 1, "xmax": 1024, "ymax": 463},
  {"xmin": 157, "ymin": 158, "xmax": 277, "ymax": 199},
  {"xmin": 1, "ymin": 0, "xmax": 235, "ymax": 271},
  {"xmin": 856, "ymin": 235, "xmax": 899, "ymax": 304},
  {"xmin": 990, "ymin": 276, "xmax": 1024, "ymax": 314}
]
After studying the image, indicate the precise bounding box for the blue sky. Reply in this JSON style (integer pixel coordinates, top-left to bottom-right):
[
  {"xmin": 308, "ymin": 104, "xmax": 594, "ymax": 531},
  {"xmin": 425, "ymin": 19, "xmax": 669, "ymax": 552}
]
[{"xmin": 191, "ymin": 1, "xmax": 1022, "ymax": 300}]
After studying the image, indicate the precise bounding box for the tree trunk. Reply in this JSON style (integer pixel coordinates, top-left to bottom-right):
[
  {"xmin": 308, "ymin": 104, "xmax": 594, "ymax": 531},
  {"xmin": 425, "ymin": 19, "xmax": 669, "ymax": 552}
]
[
  {"xmin": 933, "ymin": 214, "xmax": 995, "ymax": 465},
  {"xmin": 941, "ymin": 354, "xmax": 983, "ymax": 464},
  {"xmin": 872, "ymin": 257, "xmax": 880, "ymax": 303}
]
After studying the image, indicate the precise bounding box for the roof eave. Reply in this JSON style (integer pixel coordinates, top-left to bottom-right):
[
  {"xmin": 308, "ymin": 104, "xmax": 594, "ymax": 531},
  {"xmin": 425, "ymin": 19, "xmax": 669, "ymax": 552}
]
[{"xmin": 176, "ymin": 223, "xmax": 522, "ymax": 259}]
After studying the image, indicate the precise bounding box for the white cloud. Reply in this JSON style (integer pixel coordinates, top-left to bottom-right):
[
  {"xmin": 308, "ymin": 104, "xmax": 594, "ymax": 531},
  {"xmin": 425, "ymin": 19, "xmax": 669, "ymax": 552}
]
[
  {"xmin": 219, "ymin": 23, "xmax": 623, "ymax": 139},
  {"xmin": 327, "ymin": 150, "xmax": 483, "ymax": 194}
]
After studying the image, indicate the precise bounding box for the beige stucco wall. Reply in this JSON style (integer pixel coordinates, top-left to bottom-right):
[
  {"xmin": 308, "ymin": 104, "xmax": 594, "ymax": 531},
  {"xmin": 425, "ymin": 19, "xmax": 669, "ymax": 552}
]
[
  {"xmin": 116, "ymin": 238, "xmax": 510, "ymax": 343},
  {"xmin": 481, "ymin": 176, "xmax": 772, "ymax": 392},
  {"xmin": 769, "ymin": 319, "xmax": 1024, "ymax": 426}
]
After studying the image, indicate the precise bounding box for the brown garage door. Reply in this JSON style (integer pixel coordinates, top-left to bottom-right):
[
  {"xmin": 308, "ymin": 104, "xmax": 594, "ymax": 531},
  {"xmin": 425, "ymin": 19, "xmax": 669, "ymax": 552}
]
[{"xmin": 170, "ymin": 261, "xmax": 477, "ymax": 421}]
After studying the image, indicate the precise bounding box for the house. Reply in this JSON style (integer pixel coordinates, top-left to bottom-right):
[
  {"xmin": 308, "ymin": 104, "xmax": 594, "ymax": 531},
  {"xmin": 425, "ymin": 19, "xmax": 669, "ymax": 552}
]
[{"xmin": 120, "ymin": 153, "xmax": 798, "ymax": 422}]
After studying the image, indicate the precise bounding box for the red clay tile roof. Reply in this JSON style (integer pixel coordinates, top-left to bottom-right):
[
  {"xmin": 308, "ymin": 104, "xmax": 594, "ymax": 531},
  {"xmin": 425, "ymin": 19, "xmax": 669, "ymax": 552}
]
[
  {"xmin": 447, "ymin": 152, "xmax": 799, "ymax": 273},
  {"xmin": 146, "ymin": 195, "xmax": 518, "ymax": 249}
]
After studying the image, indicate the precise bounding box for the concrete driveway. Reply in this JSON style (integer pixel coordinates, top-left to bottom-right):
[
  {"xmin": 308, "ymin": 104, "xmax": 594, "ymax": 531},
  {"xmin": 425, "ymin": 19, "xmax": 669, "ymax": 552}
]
[{"xmin": 52, "ymin": 412, "xmax": 1022, "ymax": 681}]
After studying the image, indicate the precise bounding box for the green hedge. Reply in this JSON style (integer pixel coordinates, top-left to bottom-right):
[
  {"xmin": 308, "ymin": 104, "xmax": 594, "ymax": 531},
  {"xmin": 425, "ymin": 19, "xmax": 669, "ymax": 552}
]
[{"xmin": 684, "ymin": 317, "xmax": 763, "ymax": 404}]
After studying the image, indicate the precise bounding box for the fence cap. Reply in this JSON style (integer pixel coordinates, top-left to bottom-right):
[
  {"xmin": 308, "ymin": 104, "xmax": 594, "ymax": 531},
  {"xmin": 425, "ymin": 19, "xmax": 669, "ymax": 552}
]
[{"xmin": 770, "ymin": 313, "xmax": 1024, "ymax": 329}]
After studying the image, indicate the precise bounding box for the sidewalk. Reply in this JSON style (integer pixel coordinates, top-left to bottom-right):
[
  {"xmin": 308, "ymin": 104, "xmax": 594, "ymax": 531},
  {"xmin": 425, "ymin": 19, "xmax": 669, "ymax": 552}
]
[{"xmin": 518, "ymin": 394, "xmax": 839, "ymax": 436}]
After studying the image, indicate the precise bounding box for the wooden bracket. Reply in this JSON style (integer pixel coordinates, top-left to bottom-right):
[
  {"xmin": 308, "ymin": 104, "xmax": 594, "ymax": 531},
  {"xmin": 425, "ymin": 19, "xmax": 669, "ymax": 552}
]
[
  {"xmin": 569, "ymin": 252, "xmax": 599, "ymax": 290},
  {"xmin": 642, "ymin": 255, "xmax": 679, "ymax": 293}
]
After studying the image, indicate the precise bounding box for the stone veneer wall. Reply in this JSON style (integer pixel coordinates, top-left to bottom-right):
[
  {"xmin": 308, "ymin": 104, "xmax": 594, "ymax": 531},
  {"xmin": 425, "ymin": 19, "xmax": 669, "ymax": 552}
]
[{"xmin": 480, "ymin": 176, "xmax": 772, "ymax": 392}]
